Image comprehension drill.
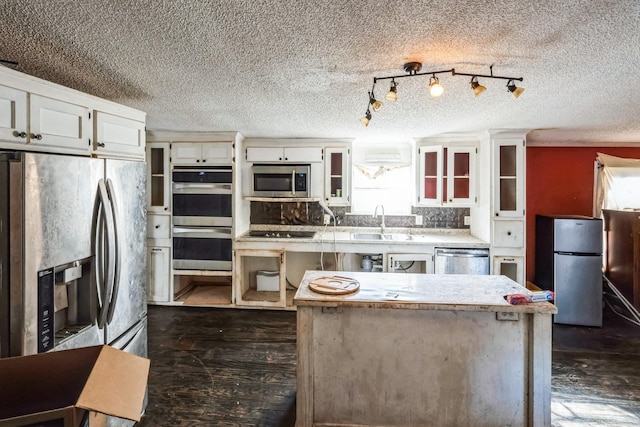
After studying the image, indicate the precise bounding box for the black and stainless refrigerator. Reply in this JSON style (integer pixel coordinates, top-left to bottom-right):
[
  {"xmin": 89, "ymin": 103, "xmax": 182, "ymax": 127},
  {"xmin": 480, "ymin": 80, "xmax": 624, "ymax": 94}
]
[
  {"xmin": 0, "ymin": 151, "xmax": 147, "ymax": 425},
  {"xmin": 535, "ymin": 215, "xmax": 603, "ymax": 326}
]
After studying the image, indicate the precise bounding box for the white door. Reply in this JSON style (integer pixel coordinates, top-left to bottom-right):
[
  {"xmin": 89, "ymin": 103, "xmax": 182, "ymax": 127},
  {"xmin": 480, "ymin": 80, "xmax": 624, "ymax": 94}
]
[{"xmin": 29, "ymin": 94, "xmax": 90, "ymax": 154}]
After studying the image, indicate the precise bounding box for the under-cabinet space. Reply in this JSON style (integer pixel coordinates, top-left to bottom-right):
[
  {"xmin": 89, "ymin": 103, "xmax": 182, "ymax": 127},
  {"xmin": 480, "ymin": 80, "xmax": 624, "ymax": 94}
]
[
  {"xmin": 173, "ymin": 273, "xmax": 233, "ymax": 306},
  {"xmin": 388, "ymin": 253, "xmax": 434, "ymax": 274},
  {"xmin": 235, "ymin": 250, "xmax": 286, "ymax": 308}
]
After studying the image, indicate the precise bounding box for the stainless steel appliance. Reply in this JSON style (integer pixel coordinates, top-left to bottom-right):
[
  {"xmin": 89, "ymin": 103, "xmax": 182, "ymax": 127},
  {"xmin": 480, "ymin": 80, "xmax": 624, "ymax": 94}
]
[
  {"xmin": 434, "ymin": 248, "xmax": 490, "ymax": 275},
  {"xmin": 172, "ymin": 166, "xmax": 233, "ymax": 271},
  {"xmin": 252, "ymin": 164, "xmax": 310, "ymax": 197},
  {"xmin": 535, "ymin": 215, "xmax": 603, "ymax": 326},
  {"xmin": 0, "ymin": 151, "xmax": 147, "ymax": 425}
]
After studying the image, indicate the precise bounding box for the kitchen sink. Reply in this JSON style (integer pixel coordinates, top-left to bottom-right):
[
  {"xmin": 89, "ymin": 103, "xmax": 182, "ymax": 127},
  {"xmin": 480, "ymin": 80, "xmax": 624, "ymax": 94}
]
[
  {"xmin": 351, "ymin": 232, "xmax": 384, "ymax": 240},
  {"xmin": 350, "ymin": 233, "xmax": 413, "ymax": 241}
]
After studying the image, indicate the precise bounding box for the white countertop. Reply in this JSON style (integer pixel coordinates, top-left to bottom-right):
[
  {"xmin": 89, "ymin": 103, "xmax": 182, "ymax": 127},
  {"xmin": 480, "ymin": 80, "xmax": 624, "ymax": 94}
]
[
  {"xmin": 294, "ymin": 270, "xmax": 557, "ymax": 314},
  {"xmin": 235, "ymin": 227, "xmax": 488, "ymax": 249}
]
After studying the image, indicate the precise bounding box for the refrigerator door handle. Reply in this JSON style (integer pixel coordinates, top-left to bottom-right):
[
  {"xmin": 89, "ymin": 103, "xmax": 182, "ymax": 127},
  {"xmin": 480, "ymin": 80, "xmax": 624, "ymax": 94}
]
[
  {"xmin": 105, "ymin": 178, "xmax": 121, "ymax": 324},
  {"xmin": 95, "ymin": 179, "xmax": 116, "ymax": 329}
]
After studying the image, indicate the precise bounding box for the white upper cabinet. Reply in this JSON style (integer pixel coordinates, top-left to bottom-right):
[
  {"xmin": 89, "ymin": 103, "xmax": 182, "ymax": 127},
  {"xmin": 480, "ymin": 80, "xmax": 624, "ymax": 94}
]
[
  {"xmin": 171, "ymin": 142, "xmax": 233, "ymax": 165},
  {"xmin": 245, "ymin": 146, "xmax": 323, "ymax": 163},
  {"xmin": 418, "ymin": 144, "xmax": 476, "ymax": 206},
  {"xmin": 29, "ymin": 94, "xmax": 90, "ymax": 154},
  {"xmin": 493, "ymin": 138, "xmax": 525, "ymax": 217},
  {"xmin": 0, "ymin": 90, "xmax": 91, "ymax": 155},
  {"xmin": 93, "ymin": 111, "xmax": 145, "ymax": 159},
  {"xmin": 1, "ymin": 67, "xmax": 146, "ymax": 158},
  {"xmin": 0, "ymin": 84, "xmax": 28, "ymax": 143}
]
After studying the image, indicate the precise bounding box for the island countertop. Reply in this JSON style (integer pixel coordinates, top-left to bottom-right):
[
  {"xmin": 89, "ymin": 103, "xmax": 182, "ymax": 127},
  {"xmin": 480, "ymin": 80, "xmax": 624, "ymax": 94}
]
[{"xmin": 294, "ymin": 270, "xmax": 557, "ymax": 314}]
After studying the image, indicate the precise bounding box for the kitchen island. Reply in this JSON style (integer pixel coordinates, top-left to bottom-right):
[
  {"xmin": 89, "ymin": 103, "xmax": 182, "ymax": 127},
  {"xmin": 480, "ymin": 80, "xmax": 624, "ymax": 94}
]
[{"xmin": 294, "ymin": 271, "xmax": 557, "ymax": 427}]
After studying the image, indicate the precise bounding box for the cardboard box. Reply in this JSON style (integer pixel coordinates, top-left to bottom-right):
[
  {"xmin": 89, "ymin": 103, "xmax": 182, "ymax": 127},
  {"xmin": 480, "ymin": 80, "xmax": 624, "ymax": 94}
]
[{"xmin": 0, "ymin": 345, "xmax": 150, "ymax": 427}]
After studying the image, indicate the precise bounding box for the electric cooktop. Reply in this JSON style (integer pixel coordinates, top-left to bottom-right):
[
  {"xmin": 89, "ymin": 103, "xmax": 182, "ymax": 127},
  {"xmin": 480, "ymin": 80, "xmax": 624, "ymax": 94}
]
[{"xmin": 248, "ymin": 230, "xmax": 317, "ymax": 239}]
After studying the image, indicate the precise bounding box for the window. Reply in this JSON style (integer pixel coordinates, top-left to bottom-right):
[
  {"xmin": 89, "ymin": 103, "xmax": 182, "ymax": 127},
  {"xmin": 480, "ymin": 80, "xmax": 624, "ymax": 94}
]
[{"xmin": 350, "ymin": 140, "xmax": 413, "ymax": 214}]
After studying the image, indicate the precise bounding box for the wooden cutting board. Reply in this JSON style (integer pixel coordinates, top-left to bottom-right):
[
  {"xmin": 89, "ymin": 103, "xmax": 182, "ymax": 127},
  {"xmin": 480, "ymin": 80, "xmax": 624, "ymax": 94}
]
[{"xmin": 309, "ymin": 276, "xmax": 360, "ymax": 295}]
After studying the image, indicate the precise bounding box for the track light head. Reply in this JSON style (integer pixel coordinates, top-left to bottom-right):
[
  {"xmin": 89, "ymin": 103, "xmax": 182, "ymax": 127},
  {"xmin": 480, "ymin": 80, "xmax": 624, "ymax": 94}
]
[
  {"xmin": 360, "ymin": 108, "xmax": 372, "ymax": 127},
  {"xmin": 470, "ymin": 76, "xmax": 486, "ymax": 97},
  {"xmin": 429, "ymin": 75, "xmax": 444, "ymax": 97},
  {"xmin": 507, "ymin": 80, "xmax": 525, "ymax": 99},
  {"xmin": 369, "ymin": 91, "xmax": 383, "ymax": 112},
  {"xmin": 385, "ymin": 79, "xmax": 398, "ymax": 102}
]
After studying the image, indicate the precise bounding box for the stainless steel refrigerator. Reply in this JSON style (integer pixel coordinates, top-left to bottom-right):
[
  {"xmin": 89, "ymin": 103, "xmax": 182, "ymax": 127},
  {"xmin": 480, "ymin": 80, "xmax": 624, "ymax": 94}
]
[
  {"xmin": 0, "ymin": 151, "xmax": 147, "ymax": 425},
  {"xmin": 535, "ymin": 215, "xmax": 603, "ymax": 326}
]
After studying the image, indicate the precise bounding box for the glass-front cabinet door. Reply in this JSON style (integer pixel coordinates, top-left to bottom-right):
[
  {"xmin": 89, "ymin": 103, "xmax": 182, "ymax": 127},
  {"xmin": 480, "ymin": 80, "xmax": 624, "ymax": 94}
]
[
  {"xmin": 418, "ymin": 145, "xmax": 443, "ymax": 205},
  {"xmin": 493, "ymin": 139, "xmax": 524, "ymax": 217},
  {"xmin": 147, "ymin": 142, "xmax": 171, "ymax": 213},
  {"xmin": 446, "ymin": 146, "xmax": 476, "ymax": 205},
  {"xmin": 324, "ymin": 147, "xmax": 350, "ymax": 205}
]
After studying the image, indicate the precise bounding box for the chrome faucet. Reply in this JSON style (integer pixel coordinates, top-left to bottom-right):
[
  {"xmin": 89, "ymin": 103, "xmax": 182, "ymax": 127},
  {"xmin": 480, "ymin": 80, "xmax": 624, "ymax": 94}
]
[{"xmin": 373, "ymin": 204, "xmax": 386, "ymax": 234}]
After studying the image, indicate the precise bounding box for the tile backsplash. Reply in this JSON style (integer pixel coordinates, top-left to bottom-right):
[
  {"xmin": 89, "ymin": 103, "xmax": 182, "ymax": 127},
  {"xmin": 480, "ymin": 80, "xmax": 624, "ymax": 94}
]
[{"xmin": 250, "ymin": 202, "xmax": 470, "ymax": 229}]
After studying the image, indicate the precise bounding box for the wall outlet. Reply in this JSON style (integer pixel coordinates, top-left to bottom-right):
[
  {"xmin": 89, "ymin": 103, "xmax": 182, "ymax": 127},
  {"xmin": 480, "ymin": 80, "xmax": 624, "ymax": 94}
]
[
  {"xmin": 415, "ymin": 215, "xmax": 423, "ymax": 226},
  {"xmin": 464, "ymin": 216, "xmax": 471, "ymax": 226},
  {"xmin": 323, "ymin": 214, "xmax": 331, "ymax": 225}
]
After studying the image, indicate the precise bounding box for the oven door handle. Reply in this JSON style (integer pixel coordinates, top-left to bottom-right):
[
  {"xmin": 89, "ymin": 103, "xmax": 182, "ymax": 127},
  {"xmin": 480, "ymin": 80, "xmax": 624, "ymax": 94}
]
[
  {"xmin": 172, "ymin": 183, "xmax": 232, "ymax": 194},
  {"xmin": 172, "ymin": 227, "xmax": 232, "ymax": 238}
]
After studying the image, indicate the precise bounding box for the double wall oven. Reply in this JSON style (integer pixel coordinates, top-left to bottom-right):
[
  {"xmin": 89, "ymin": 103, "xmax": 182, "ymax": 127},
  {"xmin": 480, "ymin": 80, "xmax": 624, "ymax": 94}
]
[{"xmin": 172, "ymin": 166, "xmax": 233, "ymax": 270}]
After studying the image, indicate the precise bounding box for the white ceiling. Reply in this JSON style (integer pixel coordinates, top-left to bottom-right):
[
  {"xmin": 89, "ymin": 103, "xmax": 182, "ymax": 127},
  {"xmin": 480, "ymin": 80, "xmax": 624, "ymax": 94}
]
[{"xmin": 1, "ymin": 1, "xmax": 639, "ymax": 144}]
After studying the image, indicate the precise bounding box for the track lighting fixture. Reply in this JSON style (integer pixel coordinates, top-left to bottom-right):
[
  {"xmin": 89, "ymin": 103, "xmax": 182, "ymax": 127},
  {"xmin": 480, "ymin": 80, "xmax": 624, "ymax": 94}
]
[
  {"xmin": 506, "ymin": 79, "xmax": 525, "ymax": 99},
  {"xmin": 429, "ymin": 75, "xmax": 444, "ymax": 97},
  {"xmin": 470, "ymin": 76, "xmax": 486, "ymax": 97},
  {"xmin": 385, "ymin": 79, "xmax": 398, "ymax": 102},
  {"xmin": 361, "ymin": 63, "xmax": 524, "ymax": 126}
]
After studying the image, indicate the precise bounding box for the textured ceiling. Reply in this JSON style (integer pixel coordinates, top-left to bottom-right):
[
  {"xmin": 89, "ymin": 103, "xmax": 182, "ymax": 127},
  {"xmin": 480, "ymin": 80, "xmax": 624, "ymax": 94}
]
[{"xmin": 1, "ymin": 1, "xmax": 639, "ymax": 144}]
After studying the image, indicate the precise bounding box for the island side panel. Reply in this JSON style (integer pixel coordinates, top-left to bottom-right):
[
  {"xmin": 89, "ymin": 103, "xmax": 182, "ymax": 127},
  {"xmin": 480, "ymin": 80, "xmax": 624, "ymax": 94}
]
[
  {"xmin": 310, "ymin": 306, "xmax": 531, "ymax": 426},
  {"xmin": 296, "ymin": 306, "xmax": 314, "ymax": 427},
  {"xmin": 529, "ymin": 312, "xmax": 553, "ymax": 427}
]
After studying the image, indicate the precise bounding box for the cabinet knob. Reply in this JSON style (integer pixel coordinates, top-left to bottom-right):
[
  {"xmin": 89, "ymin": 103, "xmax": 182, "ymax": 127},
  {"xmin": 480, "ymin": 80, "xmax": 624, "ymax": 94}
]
[
  {"xmin": 197, "ymin": 159, "xmax": 201, "ymax": 162},
  {"xmin": 30, "ymin": 133, "xmax": 43, "ymax": 140},
  {"xmin": 507, "ymin": 231, "xmax": 512, "ymax": 236},
  {"xmin": 284, "ymin": 157, "xmax": 288, "ymax": 161},
  {"xmin": 202, "ymin": 159, "xmax": 206, "ymax": 163},
  {"xmin": 155, "ymin": 225, "xmax": 160, "ymax": 229},
  {"xmin": 164, "ymin": 207, "xmax": 168, "ymax": 211},
  {"xmin": 13, "ymin": 131, "xmax": 27, "ymax": 138},
  {"xmin": 495, "ymin": 212, "xmax": 500, "ymax": 217},
  {"xmin": 97, "ymin": 142, "xmax": 106, "ymax": 148}
]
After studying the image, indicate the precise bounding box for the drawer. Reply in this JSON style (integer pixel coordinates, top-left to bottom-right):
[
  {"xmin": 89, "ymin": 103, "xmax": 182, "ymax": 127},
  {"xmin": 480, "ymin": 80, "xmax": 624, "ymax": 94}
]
[
  {"xmin": 492, "ymin": 220, "xmax": 524, "ymax": 248},
  {"xmin": 148, "ymin": 215, "xmax": 171, "ymax": 239}
]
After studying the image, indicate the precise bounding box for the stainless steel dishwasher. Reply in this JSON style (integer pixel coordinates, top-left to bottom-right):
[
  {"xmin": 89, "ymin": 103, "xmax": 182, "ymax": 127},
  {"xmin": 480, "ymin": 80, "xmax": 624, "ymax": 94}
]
[{"xmin": 434, "ymin": 248, "xmax": 490, "ymax": 275}]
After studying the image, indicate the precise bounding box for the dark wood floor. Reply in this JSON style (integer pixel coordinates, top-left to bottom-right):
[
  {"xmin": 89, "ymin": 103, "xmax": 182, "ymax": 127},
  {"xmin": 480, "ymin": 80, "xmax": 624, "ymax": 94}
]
[{"xmin": 138, "ymin": 303, "xmax": 640, "ymax": 426}]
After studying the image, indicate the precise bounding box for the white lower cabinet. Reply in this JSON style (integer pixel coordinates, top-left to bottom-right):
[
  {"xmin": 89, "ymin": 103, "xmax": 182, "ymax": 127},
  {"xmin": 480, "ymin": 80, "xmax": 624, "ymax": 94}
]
[
  {"xmin": 147, "ymin": 246, "xmax": 171, "ymax": 303},
  {"xmin": 493, "ymin": 255, "xmax": 524, "ymax": 286},
  {"xmin": 492, "ymin": 220, "xmax": 524, "ymax": 248}
]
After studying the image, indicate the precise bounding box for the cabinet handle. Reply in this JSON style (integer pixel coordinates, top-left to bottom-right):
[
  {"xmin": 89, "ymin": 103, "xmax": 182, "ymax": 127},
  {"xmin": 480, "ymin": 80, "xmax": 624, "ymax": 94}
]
[
  {"xmin": 30, "ymin": 133, "xmax": 43, "ymax": 140},
  {"xmin": 97, "ymin": 142, "xmax": 106, "ymax": 148},
  {"xmin": 151, "ymin": 248, "xmax": 162, "ymax": 252},
  {"xmin": 13, "ymin": 131, "xmax": 27, "ymax": 138}
]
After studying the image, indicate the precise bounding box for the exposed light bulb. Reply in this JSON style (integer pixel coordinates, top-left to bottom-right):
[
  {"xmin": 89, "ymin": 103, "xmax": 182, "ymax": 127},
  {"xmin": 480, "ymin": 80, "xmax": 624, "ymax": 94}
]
[
  {"xmin": 372, "ymin": 99, "xmax": 383, "ymax": 111},
  {"xmin": 429, "ymin": 76, "xmax": 444, "ymax": 97}
]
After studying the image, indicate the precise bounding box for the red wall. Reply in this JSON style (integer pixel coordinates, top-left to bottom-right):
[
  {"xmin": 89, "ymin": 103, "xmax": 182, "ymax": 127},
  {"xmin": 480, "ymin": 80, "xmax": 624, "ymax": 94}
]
[{"xmin": 526, "ymin": 146, "xmax": 640, "ymax": 282}]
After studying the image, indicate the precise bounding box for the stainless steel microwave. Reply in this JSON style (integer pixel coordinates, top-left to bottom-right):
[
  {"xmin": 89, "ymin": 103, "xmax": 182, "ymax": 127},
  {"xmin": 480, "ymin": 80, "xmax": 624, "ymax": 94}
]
[{"xmin": 252, "ymin": 164, "xmax": 310, "ymax": 197}]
